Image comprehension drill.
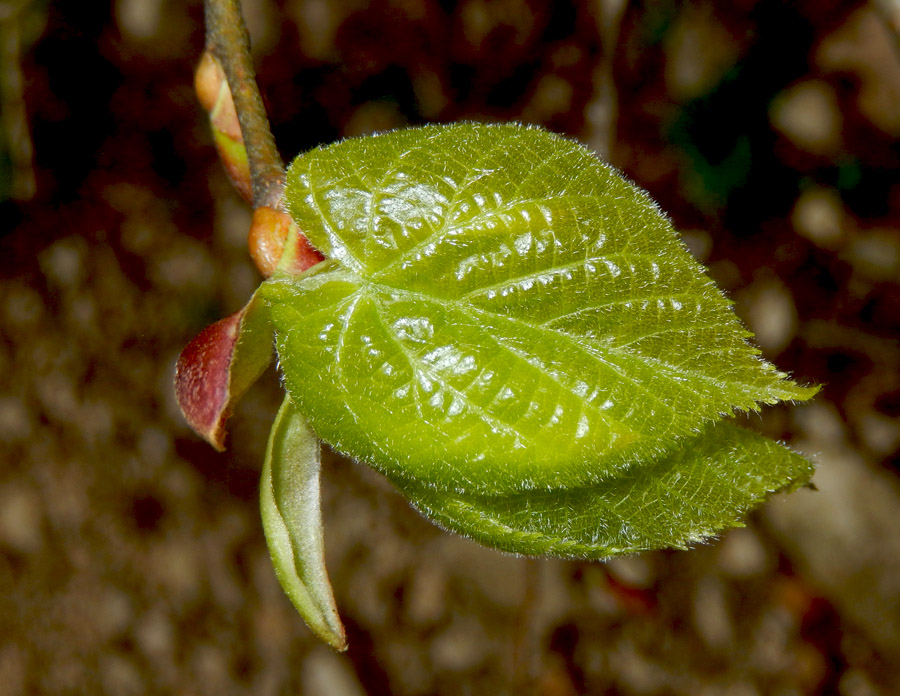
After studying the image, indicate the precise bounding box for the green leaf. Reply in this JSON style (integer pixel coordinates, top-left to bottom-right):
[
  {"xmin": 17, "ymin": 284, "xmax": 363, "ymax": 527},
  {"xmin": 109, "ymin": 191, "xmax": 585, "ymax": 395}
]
[
  {"xmin": 263, "ymin": 122, "xmax": 815, "ymax": 496},
  {"xmin": 392, "ymin": 422, "xmax": 813, "ymax": 559},
  {"xmin": 261, "ymin": 396, "xmax": 346, "ymax": 650}
]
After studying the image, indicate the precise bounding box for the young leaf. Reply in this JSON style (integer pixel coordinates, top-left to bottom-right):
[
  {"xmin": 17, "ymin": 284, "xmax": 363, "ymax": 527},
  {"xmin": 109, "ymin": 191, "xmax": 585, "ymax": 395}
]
[
  {"xmin": 263, "ymin": 123, "xmax": 816, "ymax": 495},
  {"xmin": 392, "ymin": 422, "xmax": 813, "ymax": 559},
  {"xmin": 261, "ymin": 396, "xmax": 346, "ymax": 650},
  {"xmin": 175, "ymin": 290, "xmax": 272, "ymax": 451}
]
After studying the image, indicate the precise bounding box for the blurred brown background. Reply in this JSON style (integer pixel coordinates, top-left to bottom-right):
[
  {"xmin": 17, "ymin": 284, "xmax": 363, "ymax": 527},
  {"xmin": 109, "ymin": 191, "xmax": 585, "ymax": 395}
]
[{"xmin": 2, "ymin": 1, "xmax": 900, "ymax": 694}]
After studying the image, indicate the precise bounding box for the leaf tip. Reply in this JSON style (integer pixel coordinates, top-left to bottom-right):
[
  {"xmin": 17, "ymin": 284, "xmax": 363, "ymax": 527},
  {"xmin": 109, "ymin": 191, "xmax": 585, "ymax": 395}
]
[{"xmin": 321, "ymin": 619, "xmax": 349, "ymax": 652}]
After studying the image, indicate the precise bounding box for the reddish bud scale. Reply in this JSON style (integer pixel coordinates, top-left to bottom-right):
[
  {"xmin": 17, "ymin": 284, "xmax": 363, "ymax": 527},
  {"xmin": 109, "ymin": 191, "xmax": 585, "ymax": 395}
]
[
  {"xmin": 195, "ymin": 51, "xmax": 242, "ymax": 141},
  {"xmin": 195, "ymin": 51, "xmax": 252, "ymax": 203},
  {"xmin": 194, "ymin": 52, "xmax": 222, "ymax": 115},
  {"xmin": 284, "ymin": 229, "xmax": 325, "ymax": 275},
  {"xmin": 213, "ymin": 129, "xmax": 253, "ymax": 203},
  {"xmin": 175, "ymin": 309, "xmax": 246, "ymax": 451},
  {"xmin": 249, "ymin": 206, "xmax": 325, "ymax": 277}
]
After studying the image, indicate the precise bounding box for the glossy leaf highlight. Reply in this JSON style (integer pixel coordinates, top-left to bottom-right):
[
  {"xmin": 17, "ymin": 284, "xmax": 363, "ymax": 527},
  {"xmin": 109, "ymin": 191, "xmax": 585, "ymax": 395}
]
[{"xmin": 265, "ymin": 123, "xmax": 816, "ymax": 497}]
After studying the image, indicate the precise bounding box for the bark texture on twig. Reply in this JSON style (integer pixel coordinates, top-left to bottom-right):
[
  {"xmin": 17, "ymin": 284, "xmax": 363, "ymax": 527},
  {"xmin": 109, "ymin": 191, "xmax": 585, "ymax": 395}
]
[{"xmin": 204, "ymin": 0, "xmax": 284, "ymax": 210}]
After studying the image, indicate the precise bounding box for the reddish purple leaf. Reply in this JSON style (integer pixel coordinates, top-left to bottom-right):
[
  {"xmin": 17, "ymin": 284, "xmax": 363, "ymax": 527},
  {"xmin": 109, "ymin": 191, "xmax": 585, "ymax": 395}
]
[{"xmin": 175, "ymin": 294, "xmax": 272, "ymax": 450}]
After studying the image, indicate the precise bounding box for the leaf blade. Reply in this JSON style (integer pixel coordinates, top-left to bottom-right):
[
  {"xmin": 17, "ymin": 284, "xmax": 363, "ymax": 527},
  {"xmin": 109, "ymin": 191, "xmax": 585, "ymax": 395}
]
[
  {"xmin": 269, "ymin": 122, "xmax": 816, "ymax": 496},
  {"xmin": 394, "ymin": 422, "xmax": 814, "ymax": 559},
  {"xmin": 261, "ymin": 396, "xmax": 346, "ymax": 650}
]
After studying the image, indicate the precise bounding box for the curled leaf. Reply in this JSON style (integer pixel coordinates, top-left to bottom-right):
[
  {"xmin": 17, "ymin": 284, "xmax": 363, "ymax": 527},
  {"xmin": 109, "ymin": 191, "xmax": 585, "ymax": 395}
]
[
  {"xmin": 261, "ymin": 396, "xmax": 346, "ymax": 650},
  {"xmin": 175, "ymin": 291, "xmax": 272, "ymax": 450}
]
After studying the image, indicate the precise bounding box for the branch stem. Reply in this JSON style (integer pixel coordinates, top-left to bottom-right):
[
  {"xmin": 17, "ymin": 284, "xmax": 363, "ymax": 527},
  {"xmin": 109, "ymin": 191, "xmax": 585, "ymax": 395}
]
[{"xmin": 204, "ymin": 0, "xmax": 284, "ymax": 209}]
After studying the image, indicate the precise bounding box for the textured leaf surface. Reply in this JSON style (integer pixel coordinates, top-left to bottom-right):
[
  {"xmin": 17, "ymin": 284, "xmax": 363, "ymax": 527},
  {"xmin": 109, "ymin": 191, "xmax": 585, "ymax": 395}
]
[
  {"xmin": 394, "ymin": 422, "xmax": 813, "ymax": 559},
  {"xmin": 264, "ymin": 123, "xmax": 815, "ymax": 495},
  {"xmin": 261, "ymin": 397, "xmax": 346, "ymax": 650}
]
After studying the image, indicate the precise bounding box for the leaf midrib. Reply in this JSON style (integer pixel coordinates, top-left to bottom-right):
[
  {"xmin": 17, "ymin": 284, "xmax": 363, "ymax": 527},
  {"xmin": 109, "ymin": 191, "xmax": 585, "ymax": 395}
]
[
  {"xmin": 351, "ymin": 275, "xmax": 680, "ymax": 434},
  {"xmin": 276, "ymin": 263, "xmax": 781, "ymax": 421}
]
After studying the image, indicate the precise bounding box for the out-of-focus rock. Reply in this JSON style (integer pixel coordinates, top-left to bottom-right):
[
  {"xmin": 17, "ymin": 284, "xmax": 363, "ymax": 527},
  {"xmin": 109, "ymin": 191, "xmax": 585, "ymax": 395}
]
[
  {"xmin": 664, "ymin": 4, "xmax": 741, "ymax": 102},
  {"xmin": 765, "ymin": 404, "xmax": 900, "ymax": 661},
  {"xmin": 816, "ymin": 7, "xmax": 900, "ymax": 135},
  {"xmin": 769, "ymin": 79, "xmax": 843, "ymax": 156},
  {"xmin": 301, "ymin": 648, "xmax": 367, "ymax": 696},
  {"xmin": 739, "ymin": 276, "xmax": 798, "ymax": 356},
  {"xmin": 791, "ymin": 186, "xmax": 846, "ymax": 249}
]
